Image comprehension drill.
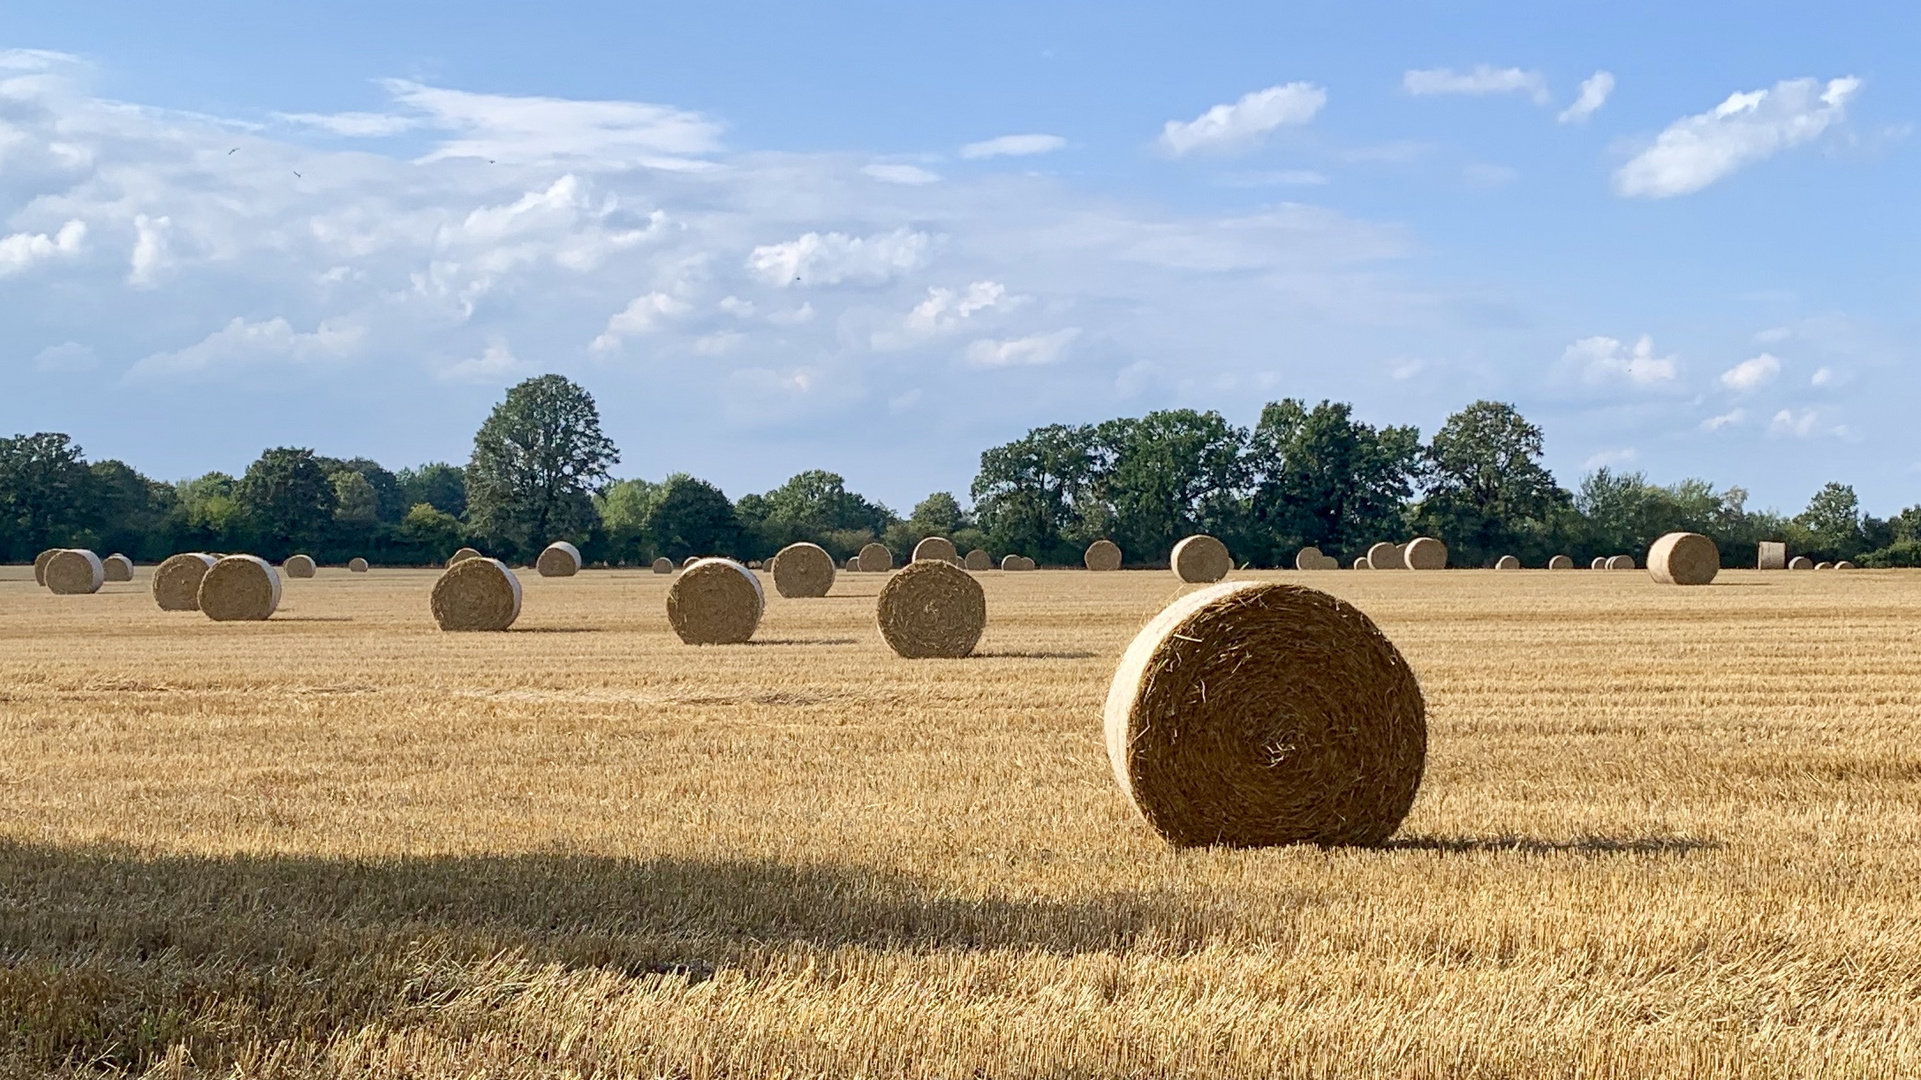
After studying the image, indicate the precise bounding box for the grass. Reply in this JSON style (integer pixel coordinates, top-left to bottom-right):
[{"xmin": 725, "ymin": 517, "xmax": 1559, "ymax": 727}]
[{"xmin": 2, "ymin": 563, "xmax": 1919, "ymax": 1078}]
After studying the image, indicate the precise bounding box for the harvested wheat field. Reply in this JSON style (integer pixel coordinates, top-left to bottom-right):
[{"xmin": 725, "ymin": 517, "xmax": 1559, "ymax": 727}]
[{"xmin": 3, "ymin": 563, "xmax": 1921, "ymax": 1078}]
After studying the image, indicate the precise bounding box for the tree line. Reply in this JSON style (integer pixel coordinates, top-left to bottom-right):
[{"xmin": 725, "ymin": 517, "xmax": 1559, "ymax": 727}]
[{"xmin": 4, "ymin": 376, "xmax": 1918, "ymax": 569}]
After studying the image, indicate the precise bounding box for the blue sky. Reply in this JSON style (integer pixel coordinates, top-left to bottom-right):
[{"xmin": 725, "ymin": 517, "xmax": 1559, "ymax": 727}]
[{"xmin": 0, "ymin": 2, "xmax": 1915, "ymax": 514}]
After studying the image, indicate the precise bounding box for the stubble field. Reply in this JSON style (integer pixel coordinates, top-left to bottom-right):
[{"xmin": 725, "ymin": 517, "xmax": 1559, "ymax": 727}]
[{"xmin": 2, "ymin": 562, "xmax": 1920, "ymax": 1078}]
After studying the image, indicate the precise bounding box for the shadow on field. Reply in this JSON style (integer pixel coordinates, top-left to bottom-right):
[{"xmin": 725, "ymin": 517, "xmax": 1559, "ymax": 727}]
[
  {"xmin": 268, "ymin": 615, "xmax": 356, "ymax": 622},
  {"xmin": 974, "ymin": 649, "xmax": 1099, "ymax": 660},
  {"xmin": 750, "ymin": 637, "xmax": 859, "ymax": 646},
  {"xmin": 1387, "ymin": 834, "xmax": 1722, "ymax": 856}
]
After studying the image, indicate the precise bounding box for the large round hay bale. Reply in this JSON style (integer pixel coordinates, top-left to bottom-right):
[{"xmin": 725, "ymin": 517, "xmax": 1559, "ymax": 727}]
[
  {"xmin": 652, "ymin": 557, "xmax": 673, "ymax": 574},
  {"xmin": 912, "ymin": 536, "xmax": 958, "ymax": 564},
  {"xmin": 1494, "ymin": 555, "xmax": 1520, "ymax": 570},
  {"xmin": 857, "ymin": 543, "xmax": 893, "ymax": 573},
  {"xmin": 1590, "ymin": 557, "xmax": 1607, "ymax": 570},
  {"xmin": 876, "ymin": 558, "xmax": 987, "ymax": 659},
  {"xmin": 197, "ymin": 555, "xmax": 281, "ymax": 620},
  {"xmin": 430, "ymin": 557, "xmax": 521, "ymax": 631},
  {"xmin": 45, "ymin": 549, "xmax": 104, "ymax": 595},
  {"xmin": 964, "ymin": 548, "xmax": 992, "ymax": 571},
  {"xmin": 1085, "ymin": 539, "xmax": 1123, "ymax": 572},
  {"xmin": 1788, "ymin": 555, "xmax": 1813, "ymax": 570},
  {"xmin": 33, "ymin": 548, "xmax": 60, "ymax": 587},
  {"xmin": 1105, "ymin": 581, "xmax": 1425, "ymax": 848},
  {"xmin": 1606, "ymin": 555, "xmax": 1636, "ymax": 571},
  {"xmin": 348, "ymin": 557, "xmax": 369, "ymax": 573},
  {"xmin": 102, "ymin": 554, "xmax": 134, "ymax": 582},
  {"xmin": 771, "ymin": 542, "xmax": 836, "ymax": 598},
  {"xmin": 1648, "ymin": 532, "xmax": 1719, "ymax": 586},
  {"xmin": 1352, "ymin": 556, "xmax": 1371, "ymax": 570},
  {"xmin": 450, "ymin": 547, "xmax": 482, "ymax": 565},
  {"xmin": 667, "ymin": 557, "xmax": 763, "ymax": 644},
  {"xmin": 536, "ymin": 541, "xmax": 582, "ymax": 578},
  {"xmin": 1365, "ymin": 541, "xmax": 1403, "ymax": 570},
  {"xmin": 282, "ymin": 554, "xmax": 316, "ymax": 578},
  {"xmin": 999, "ymin": 554, "xmax": 1021, "ymax": 571},
  {"xmin": 1294, "ymin": 546, "xmax": 1324, "ymax": 571},
  {"xmin": 1171, "ymin": 534, "xmax": 1231, "ymax": 583},
  {"xmin": 1548, "ymin": 555, "xmax": 1574, "ymax": 570},
  {"xmin": 152, "ymin": 553, "xmax": 216, "ymax": 611},
  {"xmin": 1403, "ymin": 537, "xmax": 1447, "ymax": 571}
]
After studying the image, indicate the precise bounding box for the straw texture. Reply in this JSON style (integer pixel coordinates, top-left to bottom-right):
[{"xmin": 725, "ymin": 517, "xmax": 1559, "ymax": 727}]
[
  {"xmin": 44, "ymin": 549, "xmax": 104, "ymax": 595},
  {"xmin": 1365, "ymin": 542, "xmax": 1404, "ymax": 570},
  {"xmin": 152, "ymin": 553, "xmax": 216, "ymax": 611},
  {"xmin": 1548, "ymin": 555, "xmax": 1574, "ymax": 570},
  {"xmin": 430, "ymin": 557, "xmax": 522, "ymax": 631},
  {"xmin": 450, "ymin": 548, "xmax": 482, "ymax": 565},
  {"xmin": 1606, "ymin": 555, "xmax": 1636, "ymax": 571},
  {"xmin": 1648, "ymin": 532, "xmax": 1719, "ymax": 586},
  {"xmin": 1757, "ymin": 541, "xmax": 1787, "ymax": 571},
  {"xmin": 857, "ymin": 543, "xmax": 893, "ymax": 573},
  {"xmin": 33, "ymin": 548, "xmax": 58, "ymax": 587},
  {"xmin": 198, "ymin": 556, "xmax": 281, "ymax": 621},
  {"xmin": 282, "ymin": 555, "xmax": 317, "ymax": 579},
  {"xmin": 1816, "ymin": 562, "xmax": 1834, "ymax": 571},
  {"xmin": 1085, "ymin": 540, "xmax": 1123, "ymax": 572},
  {"xmin": 1403, "ymin": 537, "xmax": 1447, "ymax": 571},
  {"xmin": 1789, "ymin": 556, "xmax": 1813, "ymax": 570},
  {"xmin": 770, "ymin": 542, "xmax": 836, "ymax": 598},
  {"xmin": 1353, "ymin": 556, "xmax": 1371, "ymax": 570},
  {"xmin": 652, "ymin": 557, "xmax": 673, "ymax": 574},
  {"xmin": 964, "ymin": 548, "xmax": 992, "ymax": 571},
  {"xmin": 1171, "ymin": 535, "xmax": 1231, "ymax": 583},
  {"xmin": 1104, "ymin": 581, "xmax": 1426, "ymax": 848},
  {"xmin": 536, "ymin": 541, "xmax": 582, "ymax": 578},
  {"xmin": 667, "ymin": 558, "xmax": 763, "ymax": 644},
  {"xmin": 912, "ymin": 536, "xmax": 958, "ymax": 564},
  {"xmin": 1495, "ymin": 555, "xmax": 1520, "ymax": 570},
  {"xmin": 348, "ymin": 558, "xmax": 369, "ymax": 573},
  {"xmin": 1836, "ymin": 560, "xmax": 1857, "ymax": 569},
  {"xmin": 875, "ymin": 558, "xmax": 987, "ymax": 659},
  {"xmin": 1591, "ymin": 557, "xmax": 1607, "ymax": 570},
  {"xmin": 102, "ymin": 554, "xmax": 133, "ymax": 582}
]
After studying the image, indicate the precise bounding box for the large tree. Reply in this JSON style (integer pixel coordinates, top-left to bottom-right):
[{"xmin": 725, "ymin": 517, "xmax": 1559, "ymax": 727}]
[
  {"xmin": 1415, "ymin": 401, "xmax": 1566, "ymax": 565},
  {"xmin": 971, "ymin": 424, "xmax": 1099, "ymax": 562},
  {"xmin": 0, "ymin": 432, "xmax": 93, "ymax": 560},
  {"xmin": 1245, "ymin": 399, "xmax": 1420, "ymax": 563},
  {"xmin": 646, "ymin": 476, "xmax": 742, "ymax": 559},
  {"xmin": 1091, "ymin": 410, "xmax": 1249, "ymax": 563},
  {"xmin": 466, "ymin": 375, "xmax": 619, "ymax": 557},
  {"xmin": 235, "ymin": 447, "xmax": 337, "ymax": 558}
]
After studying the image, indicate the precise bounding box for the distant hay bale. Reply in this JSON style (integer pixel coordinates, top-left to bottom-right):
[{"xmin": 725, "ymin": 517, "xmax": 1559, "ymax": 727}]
[
  {"xmin": 771, "ymin": 542, "xmax": 836, "ymax": 598},
  {"xmin": 1548, "ymin": 555, "xmax": 1574, "ymax": 570},
  {"xmin": 450, "ymin": 547, "xmax": 482, "ymax": 565},
  {"xmin": 1648, "ymin": 532, "xmax": 1719, "ymax": 586},
  {"xmin": 44, "ymin": 549, "xmax": 104, "ymax": 595},
  {"xmin": 430, "ymin": 557, "xmax": 522, "ymax": 631},
  {"xmin": 1404, "ymin": 537, "xmax": 1447, "ymax": 570},
  {"xmin": 876, "ymin": 558, "xmax": 987, "ymax": 659},
  {"xmin": 1171, "ymin": 534, "xmax": 1232, "ymax": 583},
  {"xmin": 912, "ymin": 536, "xmax": 958, "ymax": 563},
  {"xmin": 1294, "ymin": 546, "xmax": 1324, "ymax": 571},
  {"xmin": 1000, "ymin": 554, "xmax": 1021, "ymax": 571},
  {"xmin": 681, "ymin": 555, "xmax": 701, "ymax": 570},
  {"xmin": 1836, "ymin": 560, "xmax": 1857, "ymax": 570},
  {"xmin": 858, "ymin": 542, "xmax": 893, "ymax": 573},
  {"xmin": 1104, "ymin": 581, "xmax": 1426, "ymax": 848},
  {"xmin": 1022, "ymin": 556, "xmax": 1039, "ymax": 571},
  {"xmin": 348, "ymin": 557, "xmax": 369, "ymax": 573},
  {"xmin": 1590, "ymin": 557, "xmax": 1607, "ymax": 570},
  {"xmin": 197, "ymin": 555, "xmax": 281, "ymax": 621},
  {"xmin": 1085, "ymin": 540, "xmax": 1123, "ymax": 572},
  {"xmin": 652, "ymin": 557, "xmax": 674, "ymax": 574},
  {"xmin": 667, "ymin": 557, "xmax": 763, "ymax": 644},
  {"xmin": 282, "ymin": 554, "xmax": 316, "ymax": 578},
  {"xmin": 1757, "ymin": 541, "xmax": 1787, "ymax": 571},
  {"xmin": 152, "ymin": 553, "xmax": 216, "ymax": 611},
  {"xmin": 33, "ymin": 548, "xmax": 59, "ymax": 587},
  {"xmin": 1353, "ymin": 556, "xmax": 1371, "ymax": 570},
  {"xmin": 845, "ymin": 556, "xmax": 860, "ymax": 571},
  {"xmin": 1365, "ymin": 542, "xmax": 1404, "ymax": 570},
  {"xmin": 1789, "ymin": 556, "xmax": 1813, "ymax": 570},
  {"xmin": 536, "ymin": 541, "xmax": 582, "ymax": 578},
  {"xmin": 102, "ymin": 554, "xmax": 133, "ymax": 582},
  {"xmin": 1606, "ymin": 555, "xmax": 1636, "ymax": 571},
  {"xmin": 1815, "ymin": 561, "xmax": 1834, "ymax": 570},
  {"xmin": 964, "ymin": 548, "xmax": 992, "ymax": 571},
  {"xmin": 1494, "ymin": 555, "xmax": 1520, "ymax": 570}
]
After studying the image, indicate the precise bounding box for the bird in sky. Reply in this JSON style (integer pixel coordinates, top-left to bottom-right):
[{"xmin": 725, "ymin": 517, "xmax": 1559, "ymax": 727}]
[{"xmin": 227, "ymin": 147, "xmax": 238, "ymax": 154}]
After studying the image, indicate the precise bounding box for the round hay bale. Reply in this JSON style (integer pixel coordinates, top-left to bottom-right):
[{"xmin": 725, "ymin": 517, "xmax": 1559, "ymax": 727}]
[
  {"xmin": 1318, "ymin": 553, "xmax": 1342, "ymax": 570},
  {"xmin": 102, "ymin": 554, "xmax": 134, "ymax": 582},
  {"xmin": 876, "ymin": 558, "xmax": 987, "ymax": 659},
  {"xmin": 1548, "ymin": 555, "xmax": 1574, "ymax": 570},
  {"xmin": 282, "ymin": 554, "xmax": 316, "ymax": 579},
  {"xmin": 1086, "ymin": 540, "xmax": 1123, "ymax": 572},
  {"xmin": 450, "ymin": 547, "xmax": 482, "ymax": 565},
  {"xmin": 1788, "ymin": 555, "xmax": 1813, "ymax": 570},
  {"xmin": 652, "ymin": 557, "xmax": 673, "ymax": 574},
  {"xmin": 1648, "ymin": 532, "xmax": 1719, "ymax": 586},
  {"xmin": 1000, "ymin": 554, "xmax": 1021, "ymax": 571},
  {"xmin": 1365, "ymin": 542, "xmax": 1403, "ymax": 570},
  {"xmin": 771, "ymin": 542, "xmax": 836, "ymax": 598},
  {"xmin": 44, "ymin": 549, "xmax": 104, "ymax": 595},
  {"xmin": 430, "ymin": 557, "xmax": 521, "ymax": 631},
  {"xmin": 667, "ymin": 557, "xmax": 763, "ymax": 644},
  {"xmin": 1815, "ymin": 561, "xmax": 1834, "ymax": 571},
  {"xmin": 912, "ymin": 536, "xmax": 958, "ymax": 563},
  {"xmin": 152, "ymin": 553, "xmax": 217, "ymax": 611},
  {"xmin": 845, "ymin": 556, "xmax": 860, "ymax": 571},
  {"xmin": 1105, "ymin": 581, "xmax": 1426, "ymax": 848},
  {"xmin": 1403, "ymin": 537, "xmax": 1447, "ymax": 571},
  {"xmin": 1494, "ymin": 555, "xmax": 1521, "ymax": 570},
  {"xmin": 1352, "ymin": 556, "xmax": 1371, "ymax": 570},
  {"xmin": 1294, "ymin": 546, "xmax": 1324, "ymax": 571},
  {"xmin": 680, "ymin": 555, "xmax": 702, "ymax": 570},
  {"xmin": 33, "ymin": 548, "xmax": 60, "ymax": 587},
  {"xmin": 197, "ymin": 555, "xmax": 281, "ymax": 621},
  {"xmin": 536, "ymin": 541, "xmax": 582, "ymax": 578},
  {"xmin": 1171, "ymin": 534, "xmax": 1231, "ymax": 583},
  {"xmin": 857, "ymin": 543, "xmax": 893, "ymax": 573},
  {"xmin": 964, "ymin": 548, "xmax": 992, "ymax": 571},
  {"xmin": 1836, "ymin": 560, "xmax": 1857, "ymax": 570},
  {"xmin": 1606, "ymin": 555, "xmax": 1636, "ymax": 571},
  {"xmin": 348, "ymin": 557, "xmax": 369, "ymax": 573},
  {"xmin": 1590, "ymin": 557, "xmax": 1607, "ymax": 570}
]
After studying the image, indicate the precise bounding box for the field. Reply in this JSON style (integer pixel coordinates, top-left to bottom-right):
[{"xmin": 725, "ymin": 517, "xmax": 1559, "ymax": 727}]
[{"xmin": 3, "ymin": 563, "xmax": 1920, "ymax": 1078}]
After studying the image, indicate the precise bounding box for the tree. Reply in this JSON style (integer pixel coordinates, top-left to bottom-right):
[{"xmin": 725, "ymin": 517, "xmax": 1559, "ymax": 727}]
[
  {"xmin": 597, "ymin": 478, "xmax": 668, "ymax": 563},
  {"xmin": 1245, "ymin": 399, "xmax": 1420, "ymax": 563},
  {"xmin": 174, "ymin": 472, "xmax": 243, "ymax": 547},
  {"xmin": 1796, "ymin": 482, "xmax": 1864, "ymax": 560},
  {"xmin": 1091, "ymin": 410, "xmax": 1248, "ymax": 563},
  {"xmin": 399, "ymin": 502, "xmax": 467, "ymax": 561},
  {"xmin": 645, "ymin": 476, "xmax": 742, "ymax": 559},
  {"xmin": 331, "ymin": 470, "xmax": 379, "ymax": 525},
  {"xmin": 87, "ymin": 460, "xmax": 177, "ymax": 560},
  {"xmin": 235, "ymin": 448, "xmax": 337, "ymax": 558},
  {"xmin": 972, "ymin": 424, "xmax": 1098, "ymax": 563},
  {"xmin": 746, "ymin": 470, "xmax": 893, "ymax": 557},
  {"xmin": 466, "ymin": 375, "xmax": 619, "ymax": 558},
  {"xmin": 0, "ymin": 432, "xmax": 93, "ymax": 560},
  {"xmin": 328, "ymin": 457, "xmax": 405, "ymax": 523},
  {"xmin": 397, "ymin": 463, "xmax": 467, "ymax": 519},
  {"xmin": 1415, "ymin": 401, "xmax": 1566, "ymax": 565}
]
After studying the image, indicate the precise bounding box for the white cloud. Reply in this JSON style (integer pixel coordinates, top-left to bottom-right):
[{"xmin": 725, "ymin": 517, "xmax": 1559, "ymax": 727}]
[
  {"xmin": 695, "ymin": 331, "xmax": 744, "ymax": 355},
  {"xmin": 1584, "ymin": 448, "xmax": 1638, "ymax": 469},
  {"xmin": 590, "ymin": 291, "xmax": 692, "ymax": 352},
  {"xmin": 1811, "ymin": 366, "xmax": 1835, "ymax": 386},
  {"xmin": 862, "ymin": 163, "xmax": 941, "ymax": 185},
  {"xmin": 1614, "ymin": 76, "xmax": 1860, "ymax": 198},
  {"xmin": 1403, "ymin": 66, "xmax": 1549, "ymax": 104},
  {"xmin": 1754, "ymin": 325, "xmax": 1793, "ymax": 343},
  {"xmin": 964, "ymin": 327, "xmax": 1080, "ymax": 367},
  {"xmin": 1557, "ymin": 71, "xmax": 1615, "ymax": 124},
  {"xmin": 128, "ymin": 317, "xmax": 362, "ymax": 379},
  {"xmin": 127, "ymin": 215, "xmax": 171, "ymax": 288},
  {"xmin": 0, "ymin": 220, "xmax": 85, "ymax": 276},
  {"xmin": 1719, "ymin": 352, "xmax": 1780, "ymax": 392},
  {"xmin": 33, "ymin": 341, "xmax": 97, "ymax": 372},
  {"xmin": 435, "ymin": 341, "xmax": 526, "ymax": 384},
  {"xmin": 1769, "ymin": 408, "xmax": 1819, "ymax": 438},
  {"xmin": 961, "ymin": 134, "xmax": 1066, "ymax": 159},
  {"xmin": 872, "ymin": 280, "xmax": 1025, "ymax": 349},
  {"xmin": 746, "ymin": 227, "xmax": 936, "ymax": 287},
  {"xmin": 383, "ymin": 79, "xmax": 723, "ymax": 169},
  {"xmin": 1158, "ymin": 83, "xmax": 1326, "ymax": 156},
  {"xmin": 1217, "ymin": 169, "xmax": 1328, "ymax": 187},
  {"xmin": 1702, "ymin": 409, "xmax": 1746, "ymax": 431},
  {"xmin": 276, "ymin": 111, "xmax": 419, "ymax": 137},
  {"xmin": 718, "ymin": 296, "xmax": 756, "ymax": 317},
  {"xmin": 1567, "ymin": 334, "xmax": 1678, "ymax": 386}
]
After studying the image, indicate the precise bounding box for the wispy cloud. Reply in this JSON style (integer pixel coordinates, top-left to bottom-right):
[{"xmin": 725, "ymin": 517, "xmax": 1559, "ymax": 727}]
[
  {"xmin": 1614, "ymin": 77, "xmax": 1860, "ymax": 198},
  {"xmin": 862, "ymin": 163, "xmax": 941, "ymax": 184},
  {"xmin": 1719, "ymin": 352, "xmax": 1780, "ymax": 392},
  {"xmin": 746, "ymin": 228, "xmax": 937, "ymax": 287},
  {"xmin": 961, "ymin": 134, "xmax": 1066, "ymax": 159},
  {"xmin": 1159, "ymin": 83, "xmax": 1326, "ymax": 156},
  {"xmin": 964, "ymin": 327, "xmax": 1080, "ymax": 367},
  {"xmin": 1403, "ymin": 66, "xmax": 1548, "ymax": 105},
  {"xmin": 1701, "ymin": 409, "xmax": 1746, "ymax": 431},
  {"xmin": 1557, "ymin": 71, "xmax": 1615, "ymax": 124}
]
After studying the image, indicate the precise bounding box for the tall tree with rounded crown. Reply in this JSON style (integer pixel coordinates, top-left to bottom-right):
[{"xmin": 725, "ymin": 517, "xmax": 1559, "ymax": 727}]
[{"xmin": 467, "ymin": 375, "xmax": 620, "ymax": 559}]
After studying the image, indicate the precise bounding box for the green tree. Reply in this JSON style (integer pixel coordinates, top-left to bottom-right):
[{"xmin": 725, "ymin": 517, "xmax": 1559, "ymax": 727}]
[
  {"xmin": 1245, "ymin": 399, "xmax": 1420, "ymax": 563},
  {"xmin": 1795, "ymin": 482, "xmax": 1864, "ymax": 560},
  {"xmin": 235, "ymin": 447, "xmax": 337, "ymax": 558},
  {"xmin": 0, "ymin": 432, "xmax": 93, "ymax": 560},
  {"xmin": 1092, "ymin": 410, "xmax": 1248, "ymax": 564},
  {"xmin": 597, "ymin": 477, "xmax": 668, "ymax": 563},
  {"xmin": 645, "ymin": 476, "xmax": 743, "ymax": 559},
  {"xmin": 174, "ymin": 472, "xmax": 243, "ymax": 547},
  {"xmin": 87, "ymin": 460, "xmax": 177, "ymax": 560},
  {"xmin": 908, "ymin": 492, "xmax": 966, "ymax": 535},
  {"xmin": 971, "ymin": 424, "xmax": 1098, "ymax": 563},
  {"xmin": 466, "ymin": 375, "xmax": 619, "ymax": 558},
  {"xmin": 399, "ymin": 502, "xmax": 467, "ymax": 561},
  {"xmin": 396, "ymin": 463, "xmax": 467, "ymax": 518},
  {"xmin": 744, "ymin": 470, "xmax": 893, "ymax": 558},
  {"xmin": 331, "ymin": 470, "xmax": 379, "ymax": 525},
  {"xmin": 1414, "ymin": 401, "xmax": 1566, "ymax": 565}
]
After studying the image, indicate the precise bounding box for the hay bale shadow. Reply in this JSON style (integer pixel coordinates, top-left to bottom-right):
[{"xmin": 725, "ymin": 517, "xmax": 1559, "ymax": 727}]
[{"xmin": 1385, "ymin": 834, "xmax": 1722, "ymax": 856}]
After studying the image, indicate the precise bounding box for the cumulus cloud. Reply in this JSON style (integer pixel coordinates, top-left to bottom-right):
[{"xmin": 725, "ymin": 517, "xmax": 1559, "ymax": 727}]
[
  {"xmin": 746, "ymin": 227, "xmax": 936, "ymax": 287},
  {"xmin": 1158, "ymin": 83, "xmax": 1326, "ymax": 156},
  {"xmin": 1558, "ymin": 71, "xmax": 1615, "ymax": 124},
  {"xmin": 590, "ymin": 291, "xmax": 692, "ymax": 352},
  {"xmin": 872, "ymin": 280, "xmax": 1025, "ymax": 349},
  {"xmin": 964, "ymin": 327, "xmax": 1080, "ymax": 367},
  {"xmin": 961, "ymin": 134, "xmax": 1066, "ymax": 159},
  {"xmin": 1566, "ymin": 334, "xmax": 1678, "ymax": 387},
  {"xmin": 1403, "ymin": 66, "xmax": 1549, "ymax": 104},
  {"xmin": 0, "ymin": 220, "xmax": 85, "ymax": 276},
  {"xmin": 1614, "ymin": 76, "xmax": 1860, "ymax": 198},
  {"xmin": 1719, "ymin": 352, "xmax": 1781, "ymax": 392},
  {"xmin": 1769, "ymin": 408, "xmax": 1819, "ymax": 438},
  {"xmin": 861, "ymin": 163, "xmax": 941, "ymax": 184},
  {"xmin": 128, "ymin": 317, "xmax": 363, "ymax": 379},
  {"xmin": 1701, "ymin": 409, "xmax": 1746, "ymax": 431},
  {"xmin": 1811, "ymin": 366, "xmax": 1836, "ymax": 386},
  {"xmin": 436, "ymin": 340, "xmax": 527, "ymax": 383}
]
